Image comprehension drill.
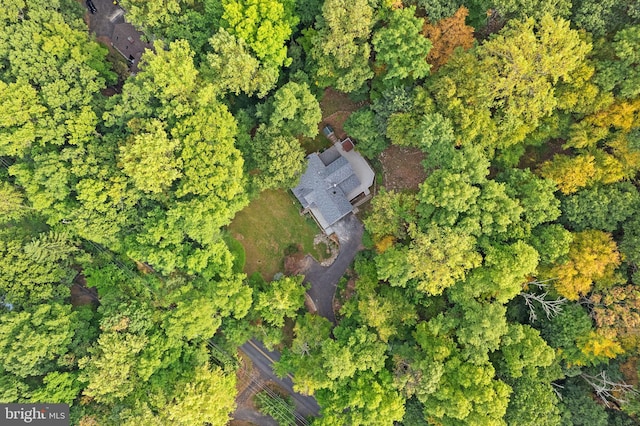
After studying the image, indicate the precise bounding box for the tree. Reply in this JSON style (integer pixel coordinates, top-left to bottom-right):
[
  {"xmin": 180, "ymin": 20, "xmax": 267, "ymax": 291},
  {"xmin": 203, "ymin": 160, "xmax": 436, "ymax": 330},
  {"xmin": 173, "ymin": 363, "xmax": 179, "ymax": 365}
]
[
  {"xmin": 0, "ymin": 228, "xmax": 77, "ymax": 306},
  {"xmin": 405, "ymin": 225, "xmax": 481, "ymax": 295},
  {"xmin": 79, "ymin": 303, "xmax": 153, "ymax": 404},
  {"xmin": 570, "ymin": 0, "xmax": 639, "ymax": 38},
  {"xmin": 251, "ymin": 125, "xmax": 306, "ymax": 190},
  {"xmin": 343, "ymin": 107, "xmax": 388, "ymax": 159},
  {"xmin": 538, "ymin": 154, "xmax": 597, "ymax": 195},
  {"xmin": 492, "ymin": 0, "xmax": 572, "ymax": 21},
  {"xmin": 457, "ymin": 240, "xmax": 539, "ymax": 303},
  {"xmin": 621, "ymin": 215, "xmax": 640, "ymax": 279},
  {"xmin": 500, "ymin": 168, "xmax": 561, "ymax": 230},
  {"xmin": 204, "ymin": 29, "xmax": 278, "ymax": 98},
  {"xmin": 540, "ymin": 303, "xmax": 597, "ymax": 367},
  {"xmin": 254, "ymin": 275, "xmax": 307, "ymax": 328},
  {"xmin": 590, "ymin": 286, "xmax": 640, "ymax": 351},
  {"xmin": 0, "ymin": 303, "xmax": 77, "ymax": 378},
  {"xmin": 561, "ymin": 182, "xmax": 640, "ymax": 232},
  {"xmin": 504, "ymin": 376, "xmax": 562, "ymax": 426},
  {"xmin": 274, "ymin": 313, "xmax": 333, "ymax": 395},
  {"xmin": 161, "ymin": 366, "xmax": 236, "ymax": 426},
  {"xmin": 315, "ymin": 370, "xmax": 405, "ymax": 426},
  {"xmin": 495, "ymin": 324, "xmax": 555, "ymax": 379},
  {"xmin": 363, "ymin": 189, "xmax": 416, "ymax": 241},
  {"xmin": 422, "ymin": 356, "xmax": 512, "ymax": 425},
  {"xmin": 529, "ymin": 224, "xmax": 573, "ymax": 265},
  {"xmin": 545, "ymin": 230, "xmax": 621, "ymax": 301},
  {"xmin": 221, "ymin": 0, "xmax": 298, "ymax": 69},
  {"xmin": 257, "ymin": 81, "xmax": 322, "ymax": 138},
  {"xmin": 559, "ymin": 378, "xmax": 609, "ymax": 426},
  {"xmin": 310, "ymin": 0, "xmax": 375, "ymax": 92},
  {"xmin": 119, "ymin": 119, "xmax": 182, "ymax": 194},
  {"xmin": 372, "ymin": 7, "xmax": 432, "ymax": 84},
  {"xmin": 422, "ymin": 6, "xmax": 475, "ymax": 72},
  {"xmin": 594, "ymin": 26, "xmax": 640, "ymax": 99},
  {"xmin": 429, "ymin": 15, "xmax": 592, "ymax": 149},
  {"xmin": 255, "ymin": 390, "xmax": 295, "ymax": 426}
]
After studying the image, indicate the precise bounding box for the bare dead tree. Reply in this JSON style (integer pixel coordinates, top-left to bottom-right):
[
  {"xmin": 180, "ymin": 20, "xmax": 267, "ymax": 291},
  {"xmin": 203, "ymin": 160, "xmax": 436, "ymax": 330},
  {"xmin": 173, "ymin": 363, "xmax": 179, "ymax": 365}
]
[
  {"xmin": 581, "ymin": 371, "xmax": 640, "ymax": 408},
  {"xmin": 525, "ymin": 278, "xmax": 557, "ymax": 289},
  {"xmin": 293, "ymin": 340, "xmax": 310, "ymax": 356},
  {"xmin": 552, "ymin": 382, "xmax": 564, "ymax": 400},
  {"xmin": 519, "ymin": 291, "xmax": 568, "ymax": 323}
]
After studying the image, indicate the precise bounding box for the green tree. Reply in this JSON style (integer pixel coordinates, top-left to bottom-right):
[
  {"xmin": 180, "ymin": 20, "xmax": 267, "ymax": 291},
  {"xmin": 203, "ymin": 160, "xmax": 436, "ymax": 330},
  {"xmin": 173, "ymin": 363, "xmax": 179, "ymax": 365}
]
[
  {"xmin": 79, "ymin": 303, "xmax": 152, "ymax": 404},
  {"xmin": 405, "ymin": 225, "xmax": 481, "ymax": 295},
  {"xmin": 0, "ymin": 303, "xmax": 77, "ymax": 378},
  {"xmin": 221, "ymin": 0, "xmax": 298, "ymax": 69},
  {"xmin": 372, "ymin": 7, "xmax": 432, "ymax": 84},
  {"xmin": 570, "ymin": 0, "xmax": 639, "ymax": 38},
  {"xmin": 561, "ymin": 182, "xmax": 640, "ymax": 232},
  {"xmin": 310, "ymin": 0, "xmax": 375, "ymax": 92},
  {"xmin": 205, "ymin": 29, "xmax": 278, "ymax": 98},
  {"xmin": 363, "ymin": 189, "xmax": 416, "ymax": 241},
  {"xmin": 257, "ymin": 81, "xmax": 322, "ymax": 138},
  {"xmin": 529, "ymin": 224, "xmax": 573, "ymax": 265},
  {"xmin": 500, "ymin": 168, "xmax": 561, "ymax": 230},
  {"xmin": 492, "ymin": 0, "xmax": 572, "ymax": 21},
  {"xmin": 495, "ymin": 324, "xmax": 555, "ymax": 379},
  {"xmin": 255, "ymin": 390, "xmax": 295, "ymax": 425},
  {"xmin": 254, "ymin": 275, "xmax": 307, "ymax": 328},
  {"xmin": 315, "ymin": 370, "xmax": 405, "ymax": 426},
  {"xmin": 429, "ymin": 15, "xmax": 592, "ymax": 150},
  {"xmin": 505, "ymin": 376, "xmax": 561, "ymax": 426},
  {"xmin": 251, "ymin": 125, "xmax": 306, "ymax": 190},
  {"xmin": 161, "ymin": 366, "xmax": 236, "ymax": 426},
  {"xmin": 594, "ymin": 26, "xmax": 640, "ymax": 99},
  {"xmin": 422, "ymin": 355, "xmax": 512, "ymax": 425},
  {"xmin": 0, "ymin": 228, "xmax": 77, "ymax": 306},
  {"xmin": 343, "ymin": 108, "xmax": 389, "ymax": 159},
  {"xmin": 119, "ymin": 119, "xmax": 182, "ymax": 194}
]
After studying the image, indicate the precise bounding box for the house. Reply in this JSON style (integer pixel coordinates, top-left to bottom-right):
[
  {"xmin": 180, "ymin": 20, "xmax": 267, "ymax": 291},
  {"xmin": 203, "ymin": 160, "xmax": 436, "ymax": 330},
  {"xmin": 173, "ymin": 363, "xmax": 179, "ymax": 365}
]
[
  {"xmin": 292, "ymin": 138, "xmax": 374, "ymax": 233},
  {"xmin": 111, "ymin": 22, "xmax": 152, "ymax": 73}
]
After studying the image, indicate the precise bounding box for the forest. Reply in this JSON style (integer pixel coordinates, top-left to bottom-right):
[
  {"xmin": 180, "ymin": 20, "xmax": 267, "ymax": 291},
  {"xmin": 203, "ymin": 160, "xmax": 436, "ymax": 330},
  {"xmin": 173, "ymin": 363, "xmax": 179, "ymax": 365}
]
[{"xmin": 1, "ymin": 0, "xmax": 640, "ymax": 424}]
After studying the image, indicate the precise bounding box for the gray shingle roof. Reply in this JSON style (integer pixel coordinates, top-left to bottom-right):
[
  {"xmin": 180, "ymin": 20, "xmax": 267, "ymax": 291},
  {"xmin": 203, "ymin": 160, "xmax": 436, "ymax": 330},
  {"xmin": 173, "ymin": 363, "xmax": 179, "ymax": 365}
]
[{"xmin": 292, "ymin": 151, "xmax": 361, "ymax": 230}]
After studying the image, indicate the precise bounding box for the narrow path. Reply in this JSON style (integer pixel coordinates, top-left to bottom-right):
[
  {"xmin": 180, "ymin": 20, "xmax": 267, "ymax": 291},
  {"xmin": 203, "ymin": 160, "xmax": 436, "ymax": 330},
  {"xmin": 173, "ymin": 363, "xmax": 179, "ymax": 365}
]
[{"xmin": 303, "ymin": 214, "xmax": 364, "ymax": 324}]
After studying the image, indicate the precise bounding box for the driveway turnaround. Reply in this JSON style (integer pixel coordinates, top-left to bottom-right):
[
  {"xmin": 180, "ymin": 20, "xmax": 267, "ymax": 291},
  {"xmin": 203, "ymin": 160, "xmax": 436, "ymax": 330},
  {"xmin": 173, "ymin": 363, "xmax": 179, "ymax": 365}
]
[{"xmin": 304, "ymin": 213, "xmax": 364, "ymax": 324}]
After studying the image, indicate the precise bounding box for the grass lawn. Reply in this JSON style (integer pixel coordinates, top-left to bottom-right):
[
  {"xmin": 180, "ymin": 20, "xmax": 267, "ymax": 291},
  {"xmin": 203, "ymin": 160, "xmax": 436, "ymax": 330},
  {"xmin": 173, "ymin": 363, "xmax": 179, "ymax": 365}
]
[{"xmin": 228, "ymin": 189, "xmax": 328, "ymax": 280}]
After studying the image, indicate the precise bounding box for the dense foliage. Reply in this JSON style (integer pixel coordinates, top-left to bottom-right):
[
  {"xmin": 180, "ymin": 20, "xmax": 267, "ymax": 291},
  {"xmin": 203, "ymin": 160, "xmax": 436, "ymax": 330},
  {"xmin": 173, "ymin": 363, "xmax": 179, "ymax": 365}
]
[{"xmin": 1, "ymin": 0, "xmax": 639, "ymax": 425}]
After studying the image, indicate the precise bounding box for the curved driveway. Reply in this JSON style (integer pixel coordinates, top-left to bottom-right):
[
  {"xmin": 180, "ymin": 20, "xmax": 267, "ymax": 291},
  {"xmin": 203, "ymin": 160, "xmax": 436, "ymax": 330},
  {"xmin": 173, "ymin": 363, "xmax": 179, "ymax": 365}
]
[{"xmin": 304, "ymin": 214, "xmax": 364, "ymax": 324}]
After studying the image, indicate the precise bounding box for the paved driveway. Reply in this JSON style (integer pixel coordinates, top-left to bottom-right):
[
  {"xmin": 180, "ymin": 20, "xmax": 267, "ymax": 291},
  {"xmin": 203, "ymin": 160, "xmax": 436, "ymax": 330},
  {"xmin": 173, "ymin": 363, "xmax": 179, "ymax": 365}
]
[
  {"xmin": 236, "ymin": 339, "xmax": 320, "ymax": 425},
  {"xmin": 304, "ymin": 213, "xmax": 364, "ymax": 324}
]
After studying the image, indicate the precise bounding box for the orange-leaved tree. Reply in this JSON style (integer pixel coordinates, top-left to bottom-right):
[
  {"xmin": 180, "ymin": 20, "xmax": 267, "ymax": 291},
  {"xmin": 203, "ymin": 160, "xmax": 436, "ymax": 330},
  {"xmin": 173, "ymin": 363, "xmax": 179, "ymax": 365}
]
[{"xmin": 422, "ymin": 6, "xmax": 474, "ymax": 72}]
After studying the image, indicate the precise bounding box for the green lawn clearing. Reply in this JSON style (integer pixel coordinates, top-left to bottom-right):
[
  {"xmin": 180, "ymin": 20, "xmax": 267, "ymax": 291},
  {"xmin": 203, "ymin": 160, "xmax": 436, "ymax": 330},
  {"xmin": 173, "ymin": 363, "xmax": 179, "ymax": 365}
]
[{"xmin": 228, "ymin": 189, "xmax": 329, "ymax": 280}]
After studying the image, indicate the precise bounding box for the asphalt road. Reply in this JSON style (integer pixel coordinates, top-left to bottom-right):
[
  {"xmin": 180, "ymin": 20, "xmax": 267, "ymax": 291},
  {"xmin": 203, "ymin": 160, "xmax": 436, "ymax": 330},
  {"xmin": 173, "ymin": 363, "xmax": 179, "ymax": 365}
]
[
  {"xmin": 239, "ymin": 339, "xmax": 320, "ymax": 421},
  {"xmin": 304, "ymin": 213, "xmax": 364, "ymax": 323}
]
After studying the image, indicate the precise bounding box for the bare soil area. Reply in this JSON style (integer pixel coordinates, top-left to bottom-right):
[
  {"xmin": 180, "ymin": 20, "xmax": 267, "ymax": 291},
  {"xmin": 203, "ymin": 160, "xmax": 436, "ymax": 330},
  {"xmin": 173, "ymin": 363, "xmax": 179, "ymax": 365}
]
[{"xmin": 379, "ymin": 145, "xmax": 428, "ymax": 192}]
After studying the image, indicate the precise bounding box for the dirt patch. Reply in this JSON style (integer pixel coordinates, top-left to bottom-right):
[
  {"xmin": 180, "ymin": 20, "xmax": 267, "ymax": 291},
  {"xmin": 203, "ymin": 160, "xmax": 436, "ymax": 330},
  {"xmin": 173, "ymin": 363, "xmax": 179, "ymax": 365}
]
[
  {"xmin": 284, "ymin": 251, "xmax": 308, "ymax": 276},
  {"xmin": 318, "ymin": 87, "xmax": 367, "ymax": 141},
  {"xmin": 379, "ymin": 145, "xmax": 428, "ymax": 192},
  {"xmin": 70, "ymin": 274, "xmax": 99, "ymax": 307},
  {"xmin": 304, "ymin": 293, "xmax": 318, "ymax": 314},
  {"xmin": 320, "ymin": 88, "xmax": 364, "ymax": 118},
  {"xmin": 323, "ymin": 111, "xmax": 353, "ymax": 140},
  {"xmin": 518, "ymin": 139, "xmax": 569, "ymax": 170}
]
